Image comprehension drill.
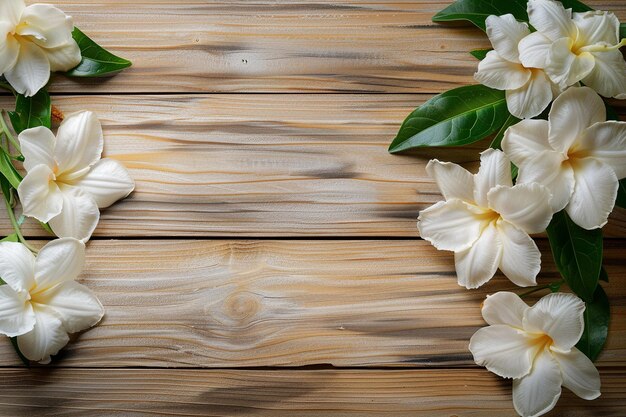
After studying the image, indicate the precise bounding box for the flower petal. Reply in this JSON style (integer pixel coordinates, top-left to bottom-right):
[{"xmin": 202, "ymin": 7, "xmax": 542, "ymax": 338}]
[
  {"xmin": 582, "ymin": 49, "xmax": 626, "ymax": 99},
  {"xmin": 0, "ymin": 285, "xmax": 35, "ymax": 337},
  {"xmin": 17, "ymin": 164, "xmax": 63, "ymax": 223},
  {"xmin": 527, "ymin": 0, "xmax": 575, "ymax": 41},
  {"xmin": 3, "ymin": 38, "xmax": 50, "ymax": 97},
  {"xmin": 418, "ymin": 200, "xmax": 484, "ymax": 252},
  {"xmin": 518, "ymin": 32, "xmax": 552, "ymax": 69},
  {"xmin": 0, "ymin": 242, "xmax": 35, "ymax": 293},
  {"xmin": 474, "ymin": 51, "xmax": 531, "ymax": 91},
  {"xmin": 17, "ymin": 4, "xmax": 74, "ymax": 49},
  {"xmin": 425, "ymin": 159, "xmax": 474, "ymax": 203},
  {"xmin": 516, "ymin": 151, "xmax": 575, "ymax": 212},
  {"xmin": 567, "ymin": 158, "xmax": 618, "ymax": 230},
  {"xmin": 71, "ymin": 158, "xmax": 135, "ymax": 208},
  {"xmin": 577, "ymin": 121, "xmax": 626, "ymax": 178},
  {"xmin": 485, "ymin": 14, "xmax": 529, "ymax": 63},
  {"xmin": 512, "ymin": 351, "xmax": 562, "ymax": 417},
  {"xmin": 573, "ymin": 11, "xmax": 620, "ymax": 46},
  {"xmin": 546, "ymin": 38, "xmax": 595, "ymax": 88},
  {"xmin": 45, "ymin": 40, "xmax": 81, "ymax": 72},
  {"xmin": 523, "ymin": 293, "xmax": 585, "ymax": 351},
  {"xmin": 548, "ymin": 87, "xmax": 606, "ymax": 154},
  {"xmin": 469, "ymin": 324, "xmax": 534, "ymax": 379},
  {"xmin": 474, "ymin": 149, "xmax": 513, "ymax": 207},
  {"xmin": 34, "ymin": 281, "xmax": 104, "ymax": 334},
  {"xmin": 488, "ymin": 183, "xmax": 553, "ymax": 234},
  {"xmin": 34, "ymin": 237, "xmax": 85, "ymax": 292},
  {"xmin": 0, "ymin": 0, "xmax": 25, "ymax": 27},
  {"xmin": 0, "ymin": 25, "xmax": 20, "ymax": 74},
  {"xmin": 455, "ymin": 223, "xmax": 502, "ymax": 289},
  {"xmin": 18, "ymin": 126, "xmax": 56, "ymax": 172},
  {"xmin": 505, "ymin": 69, "xmax": 553, "ymax": 119},
  {"xmin": 16, "ymin": 307, "xmax": 69, "ymax": 364},
  {"xmin": 553, "ymin": 347, "xmax": 601, "ymax": 400},
  {"xmin": 501, "ymin": 119, "xmax": 551, "ymax": 168},
  {"xmin": 49, "ymin": 186, "xmax": 101, "ymax": 242},
  {"xmin": 497, "ymin": 221, "xmax": 541, "ymax": 287},
  {"xmin": 55, "ymin": 111, "xmax": 104, "ymax": 174},
  {"xmin": 481, "ymin": 291, "xmax": 529, "ymax": 328}
]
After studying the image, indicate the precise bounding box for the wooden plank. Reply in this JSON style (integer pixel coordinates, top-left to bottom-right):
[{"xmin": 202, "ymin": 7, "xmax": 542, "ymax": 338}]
[
  {"xmin": 0, "ymin": 368, "xmax": 624, "ymax": 416},
  {"xmin": 2, "ymin": 95, "xmax": 624, "ymax": 238},
  {"xmin": 0, "ymin": 239, "xmax": 623, "ymax": 368},
  {"xmin": 31, "ymin": 0, "xmax": 626, "ymax": 93}
]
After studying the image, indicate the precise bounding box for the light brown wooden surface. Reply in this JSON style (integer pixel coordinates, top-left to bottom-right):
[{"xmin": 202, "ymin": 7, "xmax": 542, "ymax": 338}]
[
  {"xmin": 28, "ymin": 1, "xmax": 626, "ymax": 94},
  {"xmin": 1, "ymin": 95, "xmax": 624, "ymax": 238},
  {"xmin": 0, "ymin": 239, "xmax": 623, "ymax": 368},
  {"xmin": 0, "ymin": 368, "xmax": 624, "ymax": 417},
  {"xmin": 1, "ymin": 1, "xmax": 625, "ymax": 416}
]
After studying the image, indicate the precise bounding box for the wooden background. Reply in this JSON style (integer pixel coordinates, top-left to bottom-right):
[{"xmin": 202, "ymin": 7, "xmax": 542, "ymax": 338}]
[{"xmin": 0, "ymin": 1, "xmax": 625, "ymax": 415}]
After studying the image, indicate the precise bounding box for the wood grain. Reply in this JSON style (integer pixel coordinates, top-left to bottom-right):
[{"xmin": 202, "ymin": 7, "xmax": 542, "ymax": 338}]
[
  {"xmin": 0, "ymin": 239, "xmax": 623, "ymax": 368},
  {"xmin": 24, "ymin": 0, "xmax": 624, "ymax": 93},
  {"xmin": 1, "ymin": 95, "xmax": 624, "ymax": 238},
  {"xmin": 0, "ymin": 368, "xmax": 624, "ymax": 416}
]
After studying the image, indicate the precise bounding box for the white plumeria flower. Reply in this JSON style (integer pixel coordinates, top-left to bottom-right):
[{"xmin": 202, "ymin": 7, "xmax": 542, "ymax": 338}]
[
  {"xmin": 521, "ymin": 0, "xmax": 626, "ymax": 98},
  {"xmin": 470, "ymin": 292, "xmax": 601, "ymax": 417},
  {"xmin": 474, "ymin": 14, "xmax": 557, "ymax": 119},
  {"xmin": 17, "ymin": 111, "xmax": 135, "ymax": 242},
  {"xmin": 0, "ymin": 238, "xmax": 104, "ymax": 364},
  {"xmin": 0, "ymin": 0, "xmax": 81, "ymax": 97},
  {"xmin": 502, "ymin": 87, "xmax": 625, "ymax": 230},
  {"xmin": 417, "ymin": 149, "xmax": 553, "ymax": 289}
]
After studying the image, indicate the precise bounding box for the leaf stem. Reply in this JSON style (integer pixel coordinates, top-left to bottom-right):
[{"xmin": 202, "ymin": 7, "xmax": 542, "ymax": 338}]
[
  {"xmin": 3, "ymin": 196, "xmax": 37, "ymax": 254},
  {"xmin": 519, "ymin": 280, "xmax": 565, "ymax": 299},
  {"xmin": 0, "ymin": 111, "xmax": 21, "ymax": 154}
]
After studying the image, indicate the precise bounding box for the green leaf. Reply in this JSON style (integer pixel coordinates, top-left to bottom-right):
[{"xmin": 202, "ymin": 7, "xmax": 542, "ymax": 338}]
[
  {"xmin": 546, "ymin": 210, "xmax": 603, "ymax": 302},
  {"xmin": 576, "ymin": 284, "xmax": 610, "ymax": 362},
  {"xmin": 621, "ymin": 23, "xmax": 626, "ymax": 39},
  {"xmin": 8, "ymin": 89, "xmax": 51, "ymax": 134},
  {"xmin": 432, "ymin": 0, "xmax": 592, "ymax": 31},
  {"xmin": 65, "ymin": 27, "xmax": 132, "ymax": 77},
  {"xmin": 599, "ymin": 266, "xmax": 609, "ymax": 283},
  {"xmin": 0, "ymin": 147, "xmax": 22, "ymax": 189},
  {"xmin": 388, "ymin": 85, "xmax": 510, "ymax": 153},
  {"xmin": 9, "ymin": 337, "xmax": 30, "ymax": 367},
  {"xmin": 617, "ymin": 179, "xmax": 626, "ymax": 209},
  {"xmin": 470, "ymin": 48, "xmax": 491, "ymax": 60},
  {"xmin": 490, "ymin": 113, "xmax": 520, "ymax": 150}
]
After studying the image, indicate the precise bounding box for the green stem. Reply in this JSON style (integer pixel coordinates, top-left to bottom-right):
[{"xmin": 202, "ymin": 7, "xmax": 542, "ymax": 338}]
[
  {"xmin": 0, "ymin": 111, "xmax": 20, "ymax": 154},
  {"xmin": 0, "ymin": 81, "xmax": 15, "ymax": 95},
  {"xmin": 3, "ymin": 197, "xmax": 37, "ymax": 254},
  {"xmin": 519, "ymin": 280, "xmax": 565, "ymax": 299}
]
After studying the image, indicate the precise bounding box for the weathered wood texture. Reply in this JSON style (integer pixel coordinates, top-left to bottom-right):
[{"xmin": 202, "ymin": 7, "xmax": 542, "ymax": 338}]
[
  {"xmin": 0, "ymin": 239, "xmax": 623, "ymax": 368},
  {"xmin": 0, "ymin": 368, "xmax": 624, "ymax": 417},
  {"xmin": 27, "ymin": 0, "xmax": 625, "ymax": 93},
  {"xmin": 1, "ymin": 95, "xmax": 624, "ymax": 238}
]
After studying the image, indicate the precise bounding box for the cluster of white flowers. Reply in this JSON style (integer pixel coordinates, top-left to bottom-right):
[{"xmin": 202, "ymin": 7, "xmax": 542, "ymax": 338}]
[
  {"xmin": 419, "ymin": 1, "xmax": 625, "ymax": 415},
  {"xmin": 0, "ymin": 0, "xmax": 81, "ymax": 96},
  {"xmin": 475, "ymin": 0, "xmax": 626, "ymax": 119},
  {"xmin": 0, "ymin": 111, "xmax": 134, "ymax": 363}
]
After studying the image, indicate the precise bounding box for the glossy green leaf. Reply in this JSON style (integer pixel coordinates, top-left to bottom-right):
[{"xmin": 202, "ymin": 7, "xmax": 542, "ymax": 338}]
[
  {"xmin": 0, "ymin": 148, "xmax": 21, "ymax": 190},
  {"xmin": 433, "ymin": 0, "xmax": 592, "ymax": 31},
  {"xmin": 389, "ymin": 85, "xmax": 510, "ymax": 153},
  {"xmin": 65, "ymin": 27, "xmax": 132, "ymax": 77},
  {"xmin": 546, "ymin": 210, "xmax": 603, "ymax": 302},
  {"xmin": 470, "ymin": 48, "xmax": 491, "ymax": 60},
  {"xmin": 0, "ymin": 233, "xmax": 18, "ymax": 243},
  {"xmin": 576, "ymin": 284, "xmax": 610, "ymax": 362},
  {"xmin": 8, "ymin": 89, "xmax": 51, "ymax": 134},
  {"xmin": 617, "ymin": 179, "xmax": 626, "ymax": 209}
]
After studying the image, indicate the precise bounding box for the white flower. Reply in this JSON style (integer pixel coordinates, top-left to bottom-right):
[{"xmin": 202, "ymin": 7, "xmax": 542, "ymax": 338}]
[
  {"xmin": 0, "ymin": 238, "xmax": 103, "ymax": 364},
  {"xmin": 417, "ymin": 149, "xmax": 553, "ymax": 289},
  {"xmin": 474, "ymin": 14, "xmax": 557, "ymax": 119},
  {"xmin": 470, "ymin": 292, "xmax": 601, "ymax": 417},
  {"xmin": 0, "ymin": 0, "xmax": 81, "ymax": 97},
  {"xmin": 17, "ymin": 111, "xmax": 135, "ymax": 242},
  {"xmin": 521, "ymin": 0, "xmax": 626, "ymax": 98},
  {"xmin": 502, "ymin": 87, "xmax": 625, "ymax": 230}
]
